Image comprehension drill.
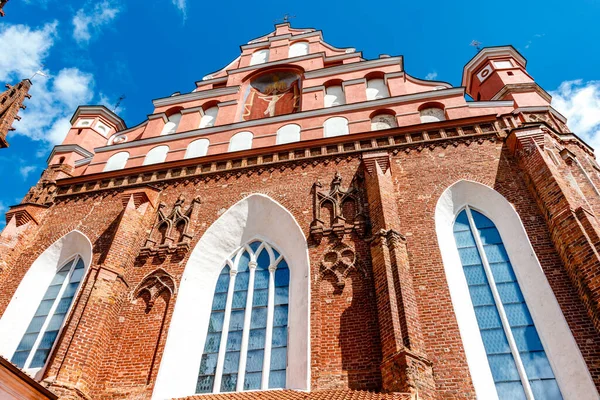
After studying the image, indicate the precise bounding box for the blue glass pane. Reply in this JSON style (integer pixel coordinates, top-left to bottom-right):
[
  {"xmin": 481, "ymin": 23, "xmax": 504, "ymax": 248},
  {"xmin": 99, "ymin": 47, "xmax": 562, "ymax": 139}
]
[
  {"xmin": 248, "ymin": 328, "xmax": 266, "ymax": 350},
  {"xmin": 275, "ymin": 267, "xmax": 289, "ymax": 287},
  {"xmin": 37, "ymin": 331, "xmax": 58, "ymax": 350},
  {"xmin": 229, "ymin": 310, "xmax": 245, "ymax": 332},
  {"xmin": 478, "ymin": 227, "xmax": 502, "ymax": 245},
  {"xmin": 504, "ymin": 303, "xmax": 533, "ymax": 327},
  {"xmin": 474, "ymin": 306, "xmax": 502, "ymax": 330},
  {"xmin": 272, "ymin": 248, "xmax": 280, "ymax": 260},
  {"xmin": 212, "ymin": 293, "xmax": 228, "ymax": 311},
  {"xmin": 26, "ymin": 316, "xmax": 46, "ymax": 333},
  {"xmin": 47, "ymin": 313, "xmax": 66, "ymax": 331},
  {"xmin": 253, "ymin": 289, "xmax": 268, "ymax": 307},
  {"xmin": 70, "ymin": 267, "xmax": 84, "ymax": 283},
  {"xmin": 245, "ymin": 349, "xmax": 264, "ymax": 372},
  {"xmin": 16, "ymin": 333, "xmax": 37, "ymax": 351},
  {"xmin": 249, "ymin": 241, "xmax": 262, "ymax": 253},
  {"xmin": 512, "ymin": 326, "xmax": 544, "ymax": 352},
  {"xmin": 30, "ymin": 349, "xmax": 50, "ymax": 368},
  {"xmin": 458, "ymin": 247, "xmax": 482, "ymax": 267},
  {"xmin": 488, "ymin": 353, "xmax": 521, "ymax": 382},
  {"xmin": 222, "ymin": 351, "xmax": 240, "ymax": 374},
  {"xmin": 496, "ymin": 381, "xmax": 527, "ymax": 400},
  {"xmin": 272, "ymin": 327, "xmax": 288, "ymax": 348},
  {"xmin": 274, "ymin": 305, "xmax": 288, "ymax": 327},
  {"xmin": 270, "ymin": 347, "xmax": 287, "ymax": 370},
  {"xmin": 521, "ymin": 351, "xmax": 555, "ymax": 380},
  {"xmin": 43, "ymin": 285, "xmax": 61, "ymax": 300},
  {"xmin": 215, "ymin": 269, "xmax": 230, "ymax": 293},
  {"xmin": 51, "ymin": 268, "xmax": 69, "ymax": 285},
  {"xmin": 496, "ymin": 282, "xmax": 525, "ymax": 304},
  {"xmin": 220, "ymin": 374, "xmax": 237, "ymax": 392},
  {"xmin": 469, "ymin": 285, "xmax": 495, "ymax": 306},
  {"xmin": 203, "ymin": 332, "xmax": 221, "ymax": 353},
  {"xmin": 244, "ymin": 372, "xmax": 262, "ymax": 390},
  {"xmin": 35, "ymin": 300, "xmax": 54, "ymax": 316},
  {"xmin": 74, "ymin": 258, "xmax": 84, "ymax": 270},
  {"xmin": 269, "ymin": 370, "xmax": 286, "ymax": 389},
  {"xmin": 275, "ymin": 286, "xmax": 289, "ymax": 305},
  {"xmin": 471, "ymin": 210, "xmax": 495, "ymax": 228},
  {"xmin": 254, "ymin": 270, "xmax": 270, "ymax": 289},
  {"xmin": 55, "ymin": 296, "xmax": 74, "ymax": 314},
  {"xmin": 237, "ymin": 251, "xmax": 250, "ymax": 273},
  {"xmin": 226, "ymin": 331, "xmax": 242, "ymax": 351},
  {"xmin": 257, "ymin": 249, "xmax": 270, "ymax": 270},
  {"xmin": 530, "ymin": 379, "xmax": 562, "ymax": 399},
  {"xmin": 454, "ymin": 230, "xmax": 476, "ymax": 248},
  {"xmin": 232, "ymin": 290, "xmax": 248, "ymax": 309},
  {"xmin": 251, "ymin": 307, "xmax": 268, "ymax": 329},
  {"xmin": 481, "ymin": 328, "xmax": 511, "ymax": 355},
  {"xmin": 208, "ymin": 312, "xmax": 224, "ymax": 333},
  {"xmin": 453, "ymin": 211, "xmax": 471, "ymax": 232},
  {"xmin": 483, "ymin": 245, "xmax": 510, "ymax": 264},
  {"xmin": 63, "ymin": 282, "xmax": 79, "ymax": 298},
  {"xmin": 11, "ymin": 351, "xmax": 28, "ymax": 368},
  {"xmin": 196, "ymin": 375, "xmax": 214, "ymax": 393},
  {"xmin": 198, "ymin": 352, "xmax": 218, "ymax": 375},
  {"xmin": 463, "ymin": 265, "xmax": 487, "ymax": 286},
  {"xmin": 234, "ymin": 272, "xmax": 250, "ymax": 292},
  {"xmin": 490, "ymin": 262, "xmax": 517, "ymax": 284}
]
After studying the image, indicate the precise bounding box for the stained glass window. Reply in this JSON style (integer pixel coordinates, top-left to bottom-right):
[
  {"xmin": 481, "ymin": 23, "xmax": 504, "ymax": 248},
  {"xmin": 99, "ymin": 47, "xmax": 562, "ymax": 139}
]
[
  {"xmin": 12, "ymin": 256, "xmax": 86, "ymax": 370},
  {"xmin": 196, "ymin": 240, "xmax": 290, "ymax": 393},
  {"xmin": 453, "ymin": 208, "xmax": 562, "ymax": 399}
]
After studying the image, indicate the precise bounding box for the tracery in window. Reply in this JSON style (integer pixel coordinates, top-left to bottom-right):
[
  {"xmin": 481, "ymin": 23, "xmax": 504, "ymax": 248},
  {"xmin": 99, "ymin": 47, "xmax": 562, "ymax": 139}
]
[
  {"xmin": 11, "ymin": 256, "xmax": 85, "ymax": 370},
  {"xmin": 196, "ymin": 240, "xmax": 289, "ymax": 393},
  {"xmin": 453, "ymin": 207, "xmax": 562, "ymax": 399}
]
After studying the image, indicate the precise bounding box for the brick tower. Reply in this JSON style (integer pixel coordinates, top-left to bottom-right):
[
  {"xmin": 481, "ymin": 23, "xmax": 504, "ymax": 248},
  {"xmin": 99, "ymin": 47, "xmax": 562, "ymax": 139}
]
[
  {"xmin": 0, "ymin": 24, "xmax": 599, "ymax": 400},
  {"xmin": 0, "ymin": 79, "xmax": 31, "ymax": 148},
  {"xmin": 0, "ymin": 0, "xmax": 8, "ymax": 17}
]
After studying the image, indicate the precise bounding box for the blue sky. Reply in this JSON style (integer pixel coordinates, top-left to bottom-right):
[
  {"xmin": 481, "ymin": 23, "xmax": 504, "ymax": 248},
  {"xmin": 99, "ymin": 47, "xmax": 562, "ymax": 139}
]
[{"xmin": 1, "ymin": 0, "xmax": 599, "ymax": 227}]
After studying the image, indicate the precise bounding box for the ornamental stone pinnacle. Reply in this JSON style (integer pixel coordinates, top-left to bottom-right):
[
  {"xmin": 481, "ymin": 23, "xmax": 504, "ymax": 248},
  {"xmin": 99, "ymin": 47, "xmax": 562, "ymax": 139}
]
[{"xmin": 0, "ymin": 79, "xmax": 32, "ymax": 148}]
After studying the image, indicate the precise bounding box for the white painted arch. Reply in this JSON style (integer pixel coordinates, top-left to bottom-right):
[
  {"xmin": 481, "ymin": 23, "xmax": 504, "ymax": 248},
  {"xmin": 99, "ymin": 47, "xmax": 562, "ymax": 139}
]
[
  {"xmin": 152, "ymin": 194, "xmax": 310, "ymax": 400},
  {"xmin": 435, "ymin": 180, "xmax": 598, "ymax": 400},
  {"xmin": 0, "ymin": 230, "xmax": 93, "ymax": 375}
]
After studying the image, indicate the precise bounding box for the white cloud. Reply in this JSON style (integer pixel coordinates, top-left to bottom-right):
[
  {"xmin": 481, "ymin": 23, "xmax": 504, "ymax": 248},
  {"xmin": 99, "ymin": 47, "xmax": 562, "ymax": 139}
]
[
  {"xmin": 551, "ymin": 80, "xmax": 600, "ymax": 151},
  {"xmin": 19, "ymin": 165, "xmax": 37, "ymax": 179},
  {"xmin": 53, "ymin": 68, "xmax": 94, "ymax": 109},
  {"xmin": 73, "ymin": 0, "xmax": 121, "ymax": 44},
  {"xmin": 0, "ymin": 21, "xmax": 58, "ymax": 81},
  {"xmin": 425, "ymin": 72, "xmax": 438, "ymax": 80},
  {"xmin": 171, "ymin": 0, "xmax": 187, "ymax": 18}
]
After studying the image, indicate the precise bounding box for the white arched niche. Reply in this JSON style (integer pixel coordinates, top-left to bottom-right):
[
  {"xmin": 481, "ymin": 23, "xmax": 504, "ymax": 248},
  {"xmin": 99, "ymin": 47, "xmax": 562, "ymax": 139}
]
[
  {"xmin": 435, "ymin": 180, "xmax": 598, "ymax": 400},
  {"xmin": 184, "ymin": 139, "xmax": 209, "ymax": 159},
  {"xmin": 161, "ymin": 113, "xmax": 182, "ymax": 135},
  {"xmin": 152, "ymin": 194, "xmax": 310, "ymax": 400},
  {"xmin": 276, "ymin": 124, "xmax": 301, "ymax": 145},
  {"xmin": 104, "ymin": 151, "xmax": 129, "ymax": 172},
  {"xmin": 323, "ymin": 117, "xmax": 349, "ymax": 138},
  {"xmin": 0, "ymin": 230, "xmax": 93, "ymax": 374},
  {"xmin": 228, "ymin": 131, "xmax": 253, "ymax": 152},
  {"xmin": 366, "ymin": 78, "xmax": 390, "ymax": 100},
  {"xmin": 250, "ymin": 49, "xmax": 269, "ymax": 66},
  {"xmin": 143, "ymin": 145, "xmax": 169, "ymax": 165},
  {"xmin": 289, "ymin": 42, "xmax": 309, "ymax": 58},
  {"xmin": 199, "ymin": 107, "xmax": 218, "ymax": 129},
  {"xmin": 420, "ymin": 107, "xmax": 445, "ymax": 123},
  {"xmin": 324, "ymin": 86, "xmax": 345, "ymax": 107}
]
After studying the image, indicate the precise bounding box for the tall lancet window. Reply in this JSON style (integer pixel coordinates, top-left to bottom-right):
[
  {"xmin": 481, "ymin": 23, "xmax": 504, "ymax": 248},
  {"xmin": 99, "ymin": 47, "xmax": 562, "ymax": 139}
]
[
  {"xmin": 196, "ymin": 240, "xmax": 290, "ymax": 394},
  {"xmin": 453, "ymin": 208, "xmax": 562, "ymax": 399},
  {"xmin": 11, "ymin": 256, "xmax": 85, "ymax": 370}
]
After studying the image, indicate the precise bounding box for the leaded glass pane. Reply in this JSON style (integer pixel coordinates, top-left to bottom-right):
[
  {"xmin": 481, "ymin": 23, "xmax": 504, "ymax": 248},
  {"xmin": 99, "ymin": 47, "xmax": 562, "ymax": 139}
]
[
  {"xmin": 245, "ymin": 349, "xmax": 264, "ymax": 372},
  {"xmin": 244, "ymin": 371, "xmax": 262, "ymax": 390},
  {"xmin": 269, "ymin": 370, "xmax": 286, "ymax": 389},
  {"xmin": 249, "ymin": 241, "xmax": 262, "ymax": 253},
  {"xmin": 253, "ymin": 289, "xmax": 268, "ymax": 307},
  {"xmin": 530, "ymin": 379, "xmax": 562, "ymax": 399},
  {"xmin": 270, "ymin": 347, "xmax": 287, "ymax": 371},
  {"xmin": 248, "ymin": 328, "xmax": 266, "ymax": 350},
  {"xmin": 256, "ymin": 249, "xmax": 270, "ymax": 270},
  {"xmin": 220, "ymin": 373, "xmax": 237, "ymax": 392},
  {"xmin": 273, "ymin": 305, "xmax": 288, "ymax": 327}
]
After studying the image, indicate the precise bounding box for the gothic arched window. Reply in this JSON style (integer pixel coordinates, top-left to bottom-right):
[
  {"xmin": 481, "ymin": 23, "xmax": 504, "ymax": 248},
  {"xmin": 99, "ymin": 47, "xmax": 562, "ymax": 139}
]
[
  {"xmin": 11, "ymin": 256, "xmax": 86, "ymax": 370},
  {"xmin": 196, "ymin": 240, "xmax": 290, "ymax": 394},
  {"xmin": 453, "ymin": 207, "xmax": 562, "ymax": 399}
]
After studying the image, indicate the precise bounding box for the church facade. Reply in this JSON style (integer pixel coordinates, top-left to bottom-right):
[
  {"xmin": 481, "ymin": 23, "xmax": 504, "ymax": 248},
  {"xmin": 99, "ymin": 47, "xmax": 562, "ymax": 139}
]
[{"xmin": 1, "ymin": 24, "xmax": 600, "ymax": 400}]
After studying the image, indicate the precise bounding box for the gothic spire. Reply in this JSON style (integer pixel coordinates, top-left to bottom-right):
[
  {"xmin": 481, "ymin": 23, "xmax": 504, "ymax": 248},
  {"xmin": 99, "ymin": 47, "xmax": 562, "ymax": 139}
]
[{"xmin": 0, "ymin": 79, "xmax": 32, "ymax": 148}]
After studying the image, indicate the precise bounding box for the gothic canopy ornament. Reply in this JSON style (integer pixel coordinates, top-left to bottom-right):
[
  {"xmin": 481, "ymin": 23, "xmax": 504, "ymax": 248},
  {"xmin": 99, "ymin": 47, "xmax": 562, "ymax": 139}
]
[{"xmin": 310, "ymin": 172, "xmax": 368, "ymax": 242}]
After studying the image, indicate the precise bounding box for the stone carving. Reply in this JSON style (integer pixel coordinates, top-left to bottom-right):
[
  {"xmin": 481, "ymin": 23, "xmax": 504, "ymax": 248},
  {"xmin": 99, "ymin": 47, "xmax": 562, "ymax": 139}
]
[
  {"xmin": 310, "ymin": 172, "xmax": 367, "ymax": 242},
  {"xmin": 22, "ymin": 179, "xmax": 57, "ymax": 206},
  {"xmin": 132, "ymin": 268, "xmax": 176, "ymax": 312},
  {"xmin": 139, "ymin": 194, "xmax": 201, "ymax": 259},
  {"xmin": 319, "ymin": 242, "xmax": 367, "ymax": 290}
]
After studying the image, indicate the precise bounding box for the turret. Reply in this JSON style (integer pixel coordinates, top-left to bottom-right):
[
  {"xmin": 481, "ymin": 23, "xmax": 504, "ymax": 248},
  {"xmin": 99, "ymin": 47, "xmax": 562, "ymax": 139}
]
[
  {"xmin": 462, "ymin": 46, "xmax": 551, "ymax": 107},
  {"xmin": 0, "ymin": 79, "xmax": 31, "ymax": 148},
  {"xmin": 47, "ymin": 105, "xmax": 126, "ymax": 167}
]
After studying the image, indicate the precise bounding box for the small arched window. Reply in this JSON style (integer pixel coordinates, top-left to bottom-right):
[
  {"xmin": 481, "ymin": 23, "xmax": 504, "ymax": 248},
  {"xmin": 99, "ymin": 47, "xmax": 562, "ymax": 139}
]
[
  {"xmin": 276, "ymin": 124, "xmax": 301, "ymax": 145},
  {"xmin": 420, "ymin": 107, "xmax": 446, "ymax": 123},
  {"xmin": 143, "ymin": 145, "xmax": 169, "ymax": 165},
  {"xmin": 323, "ymin": 117, "xmax": 349, "ymax": 138},
  {"xmin": 453, "ymin": 208, "xmax": 562, "ymax": 399},
  {"xmin": 11, "ymin": 256, "xmax": 86, "ymax": 370},
  {"xmin": 104, "ymin": 151, "xmax": 129, "ymax": 172},
  {"xmin": 371, "ymin": 114, "xmax": 398, "ymax": 131},
  {"xmin": 161, "ymin": 113, "xmax": 182, "ymax": 135},
  {"xmin": 196, "ymin": 240, "xmax": 290, "ymax": 393},
  {"xmin": 288, "ymin": 42, "xmax": 309, "ymax": 58},
  {"xmin": 366, "ymin": 79, "xmax": 390, "ymax": 100},
  {"xmin": 250, "ymin": 49, "xmax": 269, "ymax": 66},
  {"xmin": 324, "ymin": 86, "xmax": 346, "ymax": 108},
  {"xmin": 200, "ymin": 107, "xmax": 219, "ymax": 129},
  {"xmin": 229, "ymin": 131, "xmax": 253, "ymax": 152},
  {"xmin": 185, "ymin": 139, "xmax": 210, "ymax": 159}
]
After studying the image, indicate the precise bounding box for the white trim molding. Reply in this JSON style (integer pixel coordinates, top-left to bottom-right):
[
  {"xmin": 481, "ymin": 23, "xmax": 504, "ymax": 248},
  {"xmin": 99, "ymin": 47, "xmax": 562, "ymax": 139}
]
[
  {"xmin": 435, "ymin": 180, "xmax": 598, "ymax": 400},
  {"xmin": 152, "ymin": 194, "xmax": 310, "ymax": 400}
]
